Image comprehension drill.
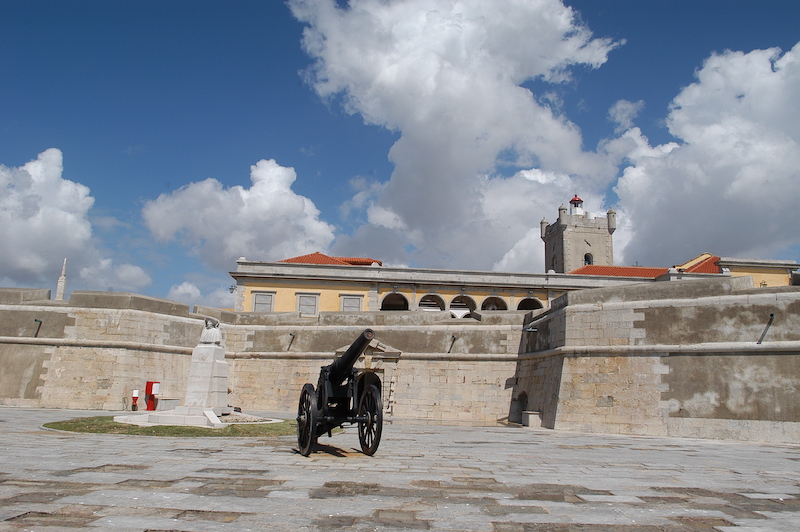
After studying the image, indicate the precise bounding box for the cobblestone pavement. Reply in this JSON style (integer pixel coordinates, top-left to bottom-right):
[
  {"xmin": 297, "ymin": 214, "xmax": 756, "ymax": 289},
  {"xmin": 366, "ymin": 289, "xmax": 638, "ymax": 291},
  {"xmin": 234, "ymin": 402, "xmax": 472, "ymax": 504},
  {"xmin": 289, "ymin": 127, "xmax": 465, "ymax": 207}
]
[{"xmin": 1, "ymin": 407, "xmax": 799, "ymax": 531}]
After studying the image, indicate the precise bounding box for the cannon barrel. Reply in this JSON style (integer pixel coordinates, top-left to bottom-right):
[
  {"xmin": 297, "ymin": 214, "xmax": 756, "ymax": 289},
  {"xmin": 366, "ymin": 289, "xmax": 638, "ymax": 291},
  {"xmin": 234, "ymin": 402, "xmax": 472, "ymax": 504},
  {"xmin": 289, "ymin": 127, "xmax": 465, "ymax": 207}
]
[{"xmin": 327, "ymin": 328, "xmax": 374, "ymax": 386}]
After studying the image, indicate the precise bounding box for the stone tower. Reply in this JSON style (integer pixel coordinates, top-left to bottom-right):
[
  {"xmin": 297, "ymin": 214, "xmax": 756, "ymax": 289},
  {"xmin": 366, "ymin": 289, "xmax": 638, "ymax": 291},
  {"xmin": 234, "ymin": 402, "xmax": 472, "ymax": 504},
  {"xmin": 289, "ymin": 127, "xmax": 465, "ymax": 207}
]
[{"xmin": 540, "ymin": 195, "xmax": 616, "ymax": 273}]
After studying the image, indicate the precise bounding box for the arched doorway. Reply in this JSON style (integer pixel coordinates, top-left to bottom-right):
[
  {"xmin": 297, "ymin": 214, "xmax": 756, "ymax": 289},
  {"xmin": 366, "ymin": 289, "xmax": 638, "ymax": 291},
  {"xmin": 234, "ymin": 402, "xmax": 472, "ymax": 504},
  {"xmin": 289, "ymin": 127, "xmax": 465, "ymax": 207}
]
[
  {"xmin": 449, "ymin": 295, "xmax": 476, "ymax": 318},
  {"xmin": 481, "ymin": 296, "xmax": 508, "ymax": 311},
  {"xmin": 418, "ymin": 294, "xmax": 446, "ymax": 311},
  {"xmin": 517, "ymin": 298, "xmax": 544, "ymax": 311},
  {"xmin": 509, "ymin": 391, "xmax": 528, "ymax": 424},
  {"xmin": 381, "ymin": 293, "xmax": 409, "ymax": 311}
]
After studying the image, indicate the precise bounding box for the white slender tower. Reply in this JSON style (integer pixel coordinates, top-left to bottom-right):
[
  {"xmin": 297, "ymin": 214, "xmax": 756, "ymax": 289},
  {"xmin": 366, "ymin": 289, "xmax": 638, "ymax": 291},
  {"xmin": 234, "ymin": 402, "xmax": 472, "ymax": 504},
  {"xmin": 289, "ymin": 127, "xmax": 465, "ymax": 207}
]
[{"xmin": 55, "ymin": 258, "xmax": 67, "ymax": 300}]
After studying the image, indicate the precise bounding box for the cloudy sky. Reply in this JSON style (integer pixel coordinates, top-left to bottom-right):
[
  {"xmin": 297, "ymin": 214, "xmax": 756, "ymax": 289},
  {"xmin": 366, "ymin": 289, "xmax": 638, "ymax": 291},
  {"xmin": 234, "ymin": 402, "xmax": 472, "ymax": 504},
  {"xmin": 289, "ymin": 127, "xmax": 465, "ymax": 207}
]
[{"xmin": 2, "ymin": 0, "xmax": 799, "ymax": 308}]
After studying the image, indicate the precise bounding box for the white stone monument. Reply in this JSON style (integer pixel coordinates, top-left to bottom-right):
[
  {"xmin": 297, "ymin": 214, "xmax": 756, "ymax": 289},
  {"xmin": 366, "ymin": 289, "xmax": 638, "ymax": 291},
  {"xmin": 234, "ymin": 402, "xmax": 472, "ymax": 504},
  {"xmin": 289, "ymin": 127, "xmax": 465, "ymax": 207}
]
[
  {"xmin": 115, "ymin": 317, "xmax": 231, "ymax": 428},
  {"xmin": 171, "ymin": 317, "xmax": 231, "ymax": 421}
]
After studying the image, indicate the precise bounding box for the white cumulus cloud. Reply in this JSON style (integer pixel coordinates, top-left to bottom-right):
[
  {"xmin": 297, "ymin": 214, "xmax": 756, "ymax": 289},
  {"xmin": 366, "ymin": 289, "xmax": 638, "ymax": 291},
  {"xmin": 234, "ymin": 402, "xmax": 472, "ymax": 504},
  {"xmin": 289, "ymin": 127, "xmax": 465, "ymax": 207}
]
[
  {"xmin": 0, "ymin": 149, "xmax": 93, "ymax": 281},
  {"xmin": 616, "ymin": 42, "xmax": 800, "ymax": 266},
  {"xmin": 165, "ymin": 282, "xmax": 235, "ymax": 310},
  {"xmin": 609, "ymin": 99, "xmax": 645, "ymax": 133},
  {"xmin": 79, "ymin": 259, "xmax": 152, "ymax": 293},
  {"xmin": 0, "ymin": 149, "xmax": 151, "ymax": 292},
  {"xmin": 167, "ymin": 281, "xmax": 202, "ymax": 303},
  {"xmin": 291, "ymin": 0, "xmax": 622, "ymax": 272},
  {"xmin": 141, "ymin": 158, "xmax": 336, "ymax": 269}
]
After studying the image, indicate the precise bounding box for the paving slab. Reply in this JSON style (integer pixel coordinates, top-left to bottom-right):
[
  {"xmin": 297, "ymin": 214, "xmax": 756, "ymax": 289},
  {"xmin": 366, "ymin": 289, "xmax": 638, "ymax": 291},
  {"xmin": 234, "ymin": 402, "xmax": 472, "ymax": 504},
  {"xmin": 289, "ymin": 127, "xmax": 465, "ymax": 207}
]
[{"xmin": 0, "ymin": 406, "xmax": 799, "ymax": 531}]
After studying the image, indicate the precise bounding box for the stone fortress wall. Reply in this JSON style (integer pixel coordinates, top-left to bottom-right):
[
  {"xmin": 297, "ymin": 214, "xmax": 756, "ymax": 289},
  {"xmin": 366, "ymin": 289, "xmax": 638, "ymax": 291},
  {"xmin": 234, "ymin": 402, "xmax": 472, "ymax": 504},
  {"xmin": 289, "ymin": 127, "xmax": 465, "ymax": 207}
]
[
  {"xmin": 2, "ymin": 277, "xmax": 799, "ymax": 443},
  {"xmin": 0, "ymin": 288, "xmax": 523, "ymax": 424},
  {"xmin": 515, "ymin": 276, "xmax": 800, "ymax": 443}
]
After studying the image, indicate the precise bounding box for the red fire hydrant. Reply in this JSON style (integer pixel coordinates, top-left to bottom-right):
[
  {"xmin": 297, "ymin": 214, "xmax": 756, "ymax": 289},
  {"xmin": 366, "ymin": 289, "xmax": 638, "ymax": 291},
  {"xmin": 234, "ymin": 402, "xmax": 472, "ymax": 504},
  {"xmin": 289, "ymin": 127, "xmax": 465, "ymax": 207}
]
[{"xmin": 131, "ymin": 389, "xmax": 139, "ymax": 411}]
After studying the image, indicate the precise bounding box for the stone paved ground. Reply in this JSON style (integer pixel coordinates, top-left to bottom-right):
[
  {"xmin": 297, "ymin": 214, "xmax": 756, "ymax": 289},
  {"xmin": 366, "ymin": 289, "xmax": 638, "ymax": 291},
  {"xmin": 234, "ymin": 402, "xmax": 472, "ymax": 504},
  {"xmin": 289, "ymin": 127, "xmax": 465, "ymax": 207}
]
[{"xmin": 1, "ymin": 407, "xmax": 799, "ymax": 531}]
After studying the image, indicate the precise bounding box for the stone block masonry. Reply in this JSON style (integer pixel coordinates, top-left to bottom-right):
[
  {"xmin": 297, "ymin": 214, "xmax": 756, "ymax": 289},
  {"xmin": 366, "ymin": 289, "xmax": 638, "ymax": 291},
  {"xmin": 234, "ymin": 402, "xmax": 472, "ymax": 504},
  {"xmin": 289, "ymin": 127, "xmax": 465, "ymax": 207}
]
[
  {"xmin": 3, "ymin": 278, "xmax": 800, "ymax": 442},
  {"xmin": 34, "ymin": 345, "xmax": 193, "ymax": 411},
  {"xmin": 553, "ymin": 354, "xmax": 668, "ymax": 436},
  {"xmin": 0, "ymin": 290, "xmax": 520, "ymax": 425},
  {"xmin": 516, "ymin": 276, "xmax": 800, "ymax": 443}
]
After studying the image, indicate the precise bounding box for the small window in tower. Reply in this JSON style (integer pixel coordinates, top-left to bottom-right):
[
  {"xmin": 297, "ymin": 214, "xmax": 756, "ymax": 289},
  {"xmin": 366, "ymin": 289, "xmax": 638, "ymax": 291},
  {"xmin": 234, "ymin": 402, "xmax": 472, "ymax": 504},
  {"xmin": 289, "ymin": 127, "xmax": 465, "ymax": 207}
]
[{"xmin": 584, "ymin": 253, "xmax": 594, "ymax": 266}]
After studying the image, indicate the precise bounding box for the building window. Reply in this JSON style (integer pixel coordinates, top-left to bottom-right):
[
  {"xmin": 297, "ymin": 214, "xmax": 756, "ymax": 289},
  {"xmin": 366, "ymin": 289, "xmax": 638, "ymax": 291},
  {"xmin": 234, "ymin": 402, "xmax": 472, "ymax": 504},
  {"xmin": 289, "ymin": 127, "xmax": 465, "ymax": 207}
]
[
  {"xmin": 252, "ymin": 292, "xmax": 275, "ymax": 312},
  {"xmin": 584, "ymin": 253, "xmax": 594, "ymax": 266},
  {"xmin": 340, "ymin": 295, "xmax": 363, "ymax": 312},
  {"xmin": 296, "ymin": 293, "xmax": 319, "ymax": 316}
]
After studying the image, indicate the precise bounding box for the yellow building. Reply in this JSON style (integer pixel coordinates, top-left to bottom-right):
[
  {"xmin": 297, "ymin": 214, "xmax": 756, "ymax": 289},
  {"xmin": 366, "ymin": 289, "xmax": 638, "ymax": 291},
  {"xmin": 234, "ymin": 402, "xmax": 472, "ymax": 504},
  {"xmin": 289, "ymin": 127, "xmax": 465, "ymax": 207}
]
[
  {"xmin": 230, "ymin": 252, "xmax": 638, "ymax": 316},
  {"xmin": 676, "ymin": 253, "xmax": 798, "ymax": 287},
  {"xmin": 230, "ymin": 249, "xmax": 798, "ymax": 316},
  {"xmin": 570, "ymin": 252, "xmax": 798, "ymax": 287}
]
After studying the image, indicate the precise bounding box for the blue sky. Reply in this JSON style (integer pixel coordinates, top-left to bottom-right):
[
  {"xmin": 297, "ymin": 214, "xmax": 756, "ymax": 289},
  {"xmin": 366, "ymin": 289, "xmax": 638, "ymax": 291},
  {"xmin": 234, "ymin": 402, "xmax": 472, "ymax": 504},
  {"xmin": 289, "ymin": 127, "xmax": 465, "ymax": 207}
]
[{"xmin": 2, "ymin": 0, "xmax": 799, "ymax": 308}]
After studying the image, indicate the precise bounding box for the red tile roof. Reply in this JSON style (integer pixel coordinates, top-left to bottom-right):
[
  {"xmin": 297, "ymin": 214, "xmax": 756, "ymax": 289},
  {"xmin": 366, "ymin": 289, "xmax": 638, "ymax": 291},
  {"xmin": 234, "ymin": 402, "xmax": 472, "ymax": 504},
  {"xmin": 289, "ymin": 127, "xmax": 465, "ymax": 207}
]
[
  {"xmin": 335, "ymin": 256, "xmax": 383, "ymax": 266},
  {"xmin": 682, "ymin": 255, "xmax": 721, "ymax": 274},
  {"xmin": 569, "ymin": 253, "xmax": 724, "ymax": 278},
  {"xmin": 568, "ymin": 265, "xmax": 670, "ymax": 278},
  {"xmin": 279, "ymin": 252, "xmax": 382, "ymax": 266},
  {"xmin": 280, "ymin": 252, "xmax": 349, "ymax": 265}
]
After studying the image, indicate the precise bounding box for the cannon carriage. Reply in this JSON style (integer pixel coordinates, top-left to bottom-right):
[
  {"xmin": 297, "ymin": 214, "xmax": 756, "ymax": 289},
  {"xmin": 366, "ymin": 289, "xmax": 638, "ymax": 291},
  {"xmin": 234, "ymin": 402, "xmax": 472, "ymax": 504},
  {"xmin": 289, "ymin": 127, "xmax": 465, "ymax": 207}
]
[{"xmin": 296, "ymin": 328, "xmax": 383, "ymax": 456}]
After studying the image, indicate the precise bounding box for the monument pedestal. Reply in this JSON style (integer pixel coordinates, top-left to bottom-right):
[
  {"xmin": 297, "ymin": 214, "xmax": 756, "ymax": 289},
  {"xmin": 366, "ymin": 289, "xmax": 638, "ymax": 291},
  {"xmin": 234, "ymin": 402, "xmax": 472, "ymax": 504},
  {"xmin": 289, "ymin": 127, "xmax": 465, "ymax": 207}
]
[
  {"xmin": 137, "ymin": 406, "xmax": 225, "ymax": 428},
  {"xmin": 182, "ymin": 343, "xmax": 231, "ymax": 416}
]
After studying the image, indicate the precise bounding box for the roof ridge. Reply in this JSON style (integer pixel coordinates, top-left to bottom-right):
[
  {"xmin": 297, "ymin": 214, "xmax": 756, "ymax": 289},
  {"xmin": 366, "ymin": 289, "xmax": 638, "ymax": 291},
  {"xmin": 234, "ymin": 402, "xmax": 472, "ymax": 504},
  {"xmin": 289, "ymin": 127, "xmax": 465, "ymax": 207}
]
[
  {"xmin": 569, "ymin": 265, "xmax": 670, "ymax": 278},
  {"xmin": 278, "ymin": 252, "xmax": 382, "ymax": 266}
]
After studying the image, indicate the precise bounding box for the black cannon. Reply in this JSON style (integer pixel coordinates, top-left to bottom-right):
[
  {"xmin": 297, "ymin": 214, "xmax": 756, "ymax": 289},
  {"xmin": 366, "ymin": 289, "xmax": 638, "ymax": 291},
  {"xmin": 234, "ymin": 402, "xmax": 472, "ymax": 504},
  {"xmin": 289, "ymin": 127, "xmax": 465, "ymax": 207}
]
[{"xmin": 296, "ymin": 328, "xmax": 383, "ymax": 456}]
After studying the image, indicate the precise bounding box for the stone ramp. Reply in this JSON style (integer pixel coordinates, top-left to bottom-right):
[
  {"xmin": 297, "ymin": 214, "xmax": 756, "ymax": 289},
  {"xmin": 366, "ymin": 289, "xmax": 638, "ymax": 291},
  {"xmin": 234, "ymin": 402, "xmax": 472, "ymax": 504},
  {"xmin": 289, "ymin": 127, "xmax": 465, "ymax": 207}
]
[{"xmin": 1, "ymin": 407, "xmax": 799, "ymax": 530}]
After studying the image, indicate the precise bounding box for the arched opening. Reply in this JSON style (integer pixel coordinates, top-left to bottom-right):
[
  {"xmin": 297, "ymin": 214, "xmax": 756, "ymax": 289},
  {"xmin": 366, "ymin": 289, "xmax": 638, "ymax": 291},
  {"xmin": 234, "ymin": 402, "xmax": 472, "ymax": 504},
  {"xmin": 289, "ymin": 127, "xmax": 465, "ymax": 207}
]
[
  {"xmin": 517, "ymin": 298, "xmax": 544, "ymax": 311},
  {"xmin": 584, "ymin": 253, "xmax": 594, "ymax": 266},
  {"xmin": 380, "ymin": 293, "xmax": 409, "ymax": 311},
  {"xmin": 449, "ymin": 295, "xmax": 476, "ymax": 318},
  {"xmin": 481, "ymin": 296, "xmax": 507, "ymax": 311},
  {"xmin": 418, "ymin": 294, "xmax": 446, "ymax": 311}
]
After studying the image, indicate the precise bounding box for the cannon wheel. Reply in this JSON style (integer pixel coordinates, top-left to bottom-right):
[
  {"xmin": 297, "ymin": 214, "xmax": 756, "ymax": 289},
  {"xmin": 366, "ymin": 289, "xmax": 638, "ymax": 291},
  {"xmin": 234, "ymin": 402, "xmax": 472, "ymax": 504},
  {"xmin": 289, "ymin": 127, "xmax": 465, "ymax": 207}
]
[
  {"xmin": 357, "ymin": 384, "xmax": 383, "ymax": 455},
  {"xmin": 297, "ymin": 383, "xmax": 318, "ymax": 456}
]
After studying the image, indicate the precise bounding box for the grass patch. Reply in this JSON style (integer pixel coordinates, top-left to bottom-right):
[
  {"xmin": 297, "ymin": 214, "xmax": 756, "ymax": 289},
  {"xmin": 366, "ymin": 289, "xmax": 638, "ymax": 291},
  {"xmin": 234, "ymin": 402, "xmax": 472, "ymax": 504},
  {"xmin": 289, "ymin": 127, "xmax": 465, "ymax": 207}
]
[{"xmin": 43, "ymin": 416, "xmax": 297, "ymax": 437}]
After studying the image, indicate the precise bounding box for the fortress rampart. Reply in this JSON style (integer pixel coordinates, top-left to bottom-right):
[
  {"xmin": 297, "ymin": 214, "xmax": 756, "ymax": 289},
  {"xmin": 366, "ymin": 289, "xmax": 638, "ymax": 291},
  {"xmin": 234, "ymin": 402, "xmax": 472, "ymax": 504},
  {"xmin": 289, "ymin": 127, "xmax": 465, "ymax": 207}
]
[
  {"xmin": 2, "ymin": 277, "xmax": 799, "ymax": 443},
  {"xmin": 516, "ymin": 276, "xmax": 800, "ymax": 443},
  {"xmin": 0, "ymin": 288, "xmax": 523, "ymax": 424}
]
